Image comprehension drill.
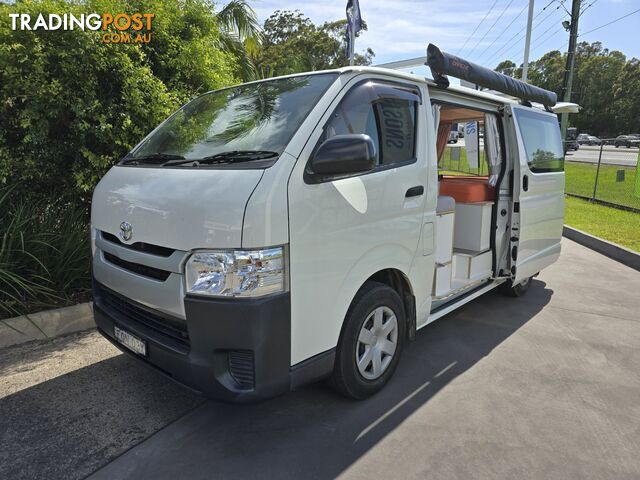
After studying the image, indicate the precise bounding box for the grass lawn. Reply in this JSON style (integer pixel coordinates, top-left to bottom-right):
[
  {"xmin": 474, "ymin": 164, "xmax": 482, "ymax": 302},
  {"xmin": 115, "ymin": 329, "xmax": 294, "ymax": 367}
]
[
  {"xmin": 565, "ymin": 162, "xmax": 640, "ymax": 210},
  {"xmin": 564, "ymin": 196, "xmax": 640, "ymax": 252}
]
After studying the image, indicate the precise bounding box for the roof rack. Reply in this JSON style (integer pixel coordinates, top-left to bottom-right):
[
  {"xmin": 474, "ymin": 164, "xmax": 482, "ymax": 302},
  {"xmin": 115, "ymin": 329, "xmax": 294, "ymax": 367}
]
[{"xmin": 376, "ymin": 44, "xmax": 557, "ymax": 108}]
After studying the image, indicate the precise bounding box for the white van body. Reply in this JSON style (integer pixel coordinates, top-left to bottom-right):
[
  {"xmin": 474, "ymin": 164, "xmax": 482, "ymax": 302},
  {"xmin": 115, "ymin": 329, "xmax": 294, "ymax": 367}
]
[{"xmin": 91, "ymin": 66, "xmax": 565, "ymax": 402}]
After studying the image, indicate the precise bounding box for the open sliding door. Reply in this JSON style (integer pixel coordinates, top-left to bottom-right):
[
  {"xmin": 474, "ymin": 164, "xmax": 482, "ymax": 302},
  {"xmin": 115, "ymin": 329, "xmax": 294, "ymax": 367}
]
[{"xmin": 507, "ymin": 105, "xmax": 565, "ymax": 284}]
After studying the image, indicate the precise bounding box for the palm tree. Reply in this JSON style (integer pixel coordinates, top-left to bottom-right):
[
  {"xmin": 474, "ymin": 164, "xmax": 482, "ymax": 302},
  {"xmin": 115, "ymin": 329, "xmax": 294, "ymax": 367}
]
[{"xmin": 215, "ymin": 0, "xmax": 263, "ymax": 81}]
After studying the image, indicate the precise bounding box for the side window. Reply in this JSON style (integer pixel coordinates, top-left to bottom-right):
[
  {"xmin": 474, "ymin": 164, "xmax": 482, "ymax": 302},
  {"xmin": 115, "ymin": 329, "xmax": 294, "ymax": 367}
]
[
  {"xmin": 324, "ymin": 98, "xmax": 380, "ymax": 162},
  {"xmin": 514, "ymin": 109, "xmax": 564, "ymax": 173},
  {"xmin": 377, "ymin": 98, "xmax": 416, "ymax": 165},
  {"xmin": 323, "ymin": 81, "xmax": 419, "ymax": 167}
]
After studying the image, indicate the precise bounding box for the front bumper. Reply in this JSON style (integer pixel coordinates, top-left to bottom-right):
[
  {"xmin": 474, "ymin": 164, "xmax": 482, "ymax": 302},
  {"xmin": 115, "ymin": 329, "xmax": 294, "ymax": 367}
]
[{"xmin": 93, "ymin": 280, "xmax": 292, "ymax": 402}]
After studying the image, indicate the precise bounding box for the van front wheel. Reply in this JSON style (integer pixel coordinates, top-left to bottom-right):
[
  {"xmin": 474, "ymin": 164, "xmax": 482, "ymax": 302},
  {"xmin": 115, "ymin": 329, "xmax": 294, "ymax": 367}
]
[{"xmin": 330, "ymin": 282, "xmax": 406, "ymax": 399}]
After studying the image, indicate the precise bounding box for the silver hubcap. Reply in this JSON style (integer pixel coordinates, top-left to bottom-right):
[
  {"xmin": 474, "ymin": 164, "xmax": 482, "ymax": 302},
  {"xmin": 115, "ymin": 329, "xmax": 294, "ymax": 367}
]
[{"xmin": 356, "ymin": 306, "xmax": 398, "ymax": 380}]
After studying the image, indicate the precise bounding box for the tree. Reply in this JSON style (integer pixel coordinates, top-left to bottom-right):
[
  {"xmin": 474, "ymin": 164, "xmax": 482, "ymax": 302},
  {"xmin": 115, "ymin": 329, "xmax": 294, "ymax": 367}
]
[
  {"xmin": 612, "ymin": 58, "xmax": 640, "ymax": 135},
  {"xmin": 215, "ymin": 0, "xmax": 263, "ymax": 81},
  {"xmin": 494, "ymin": 41, "xmax": 637, "ymax": 137},
  {"xmin": 0, "ymin": 0, "xmax": 239, "ymax": 203},
  {"xmin": 256, "ymin": 10, "xmax": 374, "ymax": 78},
  {"xmin": 526, "ymin": 50, "xmax": 565, "ymax": 93},
  {"xmin": 494, "ymin": 59, "xmax": 517, "ymax": 77}
]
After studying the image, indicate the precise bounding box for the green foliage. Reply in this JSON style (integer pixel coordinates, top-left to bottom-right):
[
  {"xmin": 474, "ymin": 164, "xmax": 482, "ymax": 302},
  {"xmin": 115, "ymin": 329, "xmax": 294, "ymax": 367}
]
[
  {"xmin": 494, "ymin": 41, "xmax": 640, "ymax": 136},
  {"xmin": 256, "ymin": 10, "xmax": 375, "ymax": 78},
  {"xmin": 0, "ymin": 0, "xmax": 238, "ymax": 205},
  {"xmin": 216, "ymin": 0, "xmax": 263, "ymax": 81},
  {"xmin": 0, "ymin": 185, "xmax": 90, "ymax": 320}
]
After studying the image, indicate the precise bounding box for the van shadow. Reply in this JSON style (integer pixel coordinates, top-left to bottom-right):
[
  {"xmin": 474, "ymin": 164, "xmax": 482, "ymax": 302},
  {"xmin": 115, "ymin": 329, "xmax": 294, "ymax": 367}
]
[{"xmin": 89, "ymin": 279, "xmax": 553, "ymax": 480}]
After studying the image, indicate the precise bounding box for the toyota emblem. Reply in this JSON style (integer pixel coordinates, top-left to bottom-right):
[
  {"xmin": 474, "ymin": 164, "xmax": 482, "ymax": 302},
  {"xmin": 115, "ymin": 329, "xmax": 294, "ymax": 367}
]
[{"xmin": 119, "ymin": 222, "xmax": 133, "ymax": 242}]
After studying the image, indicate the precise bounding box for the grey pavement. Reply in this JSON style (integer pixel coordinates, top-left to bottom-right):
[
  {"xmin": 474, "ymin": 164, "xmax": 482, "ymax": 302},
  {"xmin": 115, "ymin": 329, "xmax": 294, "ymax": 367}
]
[
  {"xmin": 2, "ymin": 238, "xmax": 640, "ymax": 479},
  {"xmin": 0, "ymin": 331, "xmax": 203, "ymax": 480}
]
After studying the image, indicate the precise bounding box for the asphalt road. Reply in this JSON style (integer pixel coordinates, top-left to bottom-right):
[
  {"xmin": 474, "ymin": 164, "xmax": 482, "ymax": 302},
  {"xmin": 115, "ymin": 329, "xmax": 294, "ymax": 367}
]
[
  {"xmin": 565, "ymin": 145, "xmax": 639, "ymax": 167},
  {"xmin": 454, "ymin": 139, "xmax": 638, "ymax": 167},
  {"xmin": 2, "ymin": 239, "xmax": 640, "ymax": 480}
]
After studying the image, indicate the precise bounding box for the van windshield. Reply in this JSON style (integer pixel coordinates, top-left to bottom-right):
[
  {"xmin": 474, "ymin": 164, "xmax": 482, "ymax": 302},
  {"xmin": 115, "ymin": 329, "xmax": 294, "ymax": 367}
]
[{"xmin": 122, "ymin": 73, "xmax": 338, "ymax": 167}]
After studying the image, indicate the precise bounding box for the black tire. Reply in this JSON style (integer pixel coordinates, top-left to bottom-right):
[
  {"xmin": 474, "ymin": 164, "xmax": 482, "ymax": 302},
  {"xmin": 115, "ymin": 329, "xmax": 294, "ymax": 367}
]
[
  {"xmin": 330, "ymin": 281, "xmax": 406, "ymax": 400},
  {"xmin": 502, "ymin": 276, "xmax": 533, "ymax": 297}
]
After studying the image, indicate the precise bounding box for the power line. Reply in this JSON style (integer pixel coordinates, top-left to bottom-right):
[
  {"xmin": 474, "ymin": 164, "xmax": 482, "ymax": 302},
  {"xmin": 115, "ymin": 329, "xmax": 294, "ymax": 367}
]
[
  {"xmin": 475, "ymin": 2, "xmax": 529, "ymax": 62},
  {"xmin": 457, "ymin": 0, "xmax": 499, "ymax": 55},
  {"xmin": 580, "ymin": 6, "xmax": 640, "ymax": 36},
  {"xmin": 467, "ymin": 0, "xmax": 518, "ymax": 57},
  {"xmin": 530, "ymin": 26, "xmax": 564, "ymax": 52},
  {"xmin": 487, "ymin": 3, "xmax": 566, "ymax": 66},
  {"xmin": 525, "ymin": 0, "xmax": 595, "ymax": 59},
  {"xmin": 484, "ymin": 1, "xmax": 566, "ymax": 65},
  {"xmin": 480, "ymin": 0, "xmax": 563, "ymax": 64}
]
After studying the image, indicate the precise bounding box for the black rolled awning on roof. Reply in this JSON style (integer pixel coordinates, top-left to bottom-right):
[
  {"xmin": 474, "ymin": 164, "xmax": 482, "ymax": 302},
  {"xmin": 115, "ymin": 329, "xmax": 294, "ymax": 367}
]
[{"xmin": 426, "ymin": 43, "xmax": 557, "ymax": 108}]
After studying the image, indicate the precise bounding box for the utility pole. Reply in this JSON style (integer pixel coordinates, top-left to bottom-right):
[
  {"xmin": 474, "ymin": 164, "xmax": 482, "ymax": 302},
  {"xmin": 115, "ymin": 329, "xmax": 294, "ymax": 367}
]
[
  {"xmin": 522, "ymin": 0, "xmax": 535, "ymax": 82},
  {"xmin": 560, "ymin": 0, "xmax": 581, "ymax": 139}
]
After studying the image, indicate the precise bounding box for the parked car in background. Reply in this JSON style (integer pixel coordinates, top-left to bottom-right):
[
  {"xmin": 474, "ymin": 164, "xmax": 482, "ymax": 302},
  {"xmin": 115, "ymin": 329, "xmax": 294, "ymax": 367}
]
[
  {"xmin": 577, "ymin": 133, "xmax": 591, "ymax": 145},
  {"xmin": 587, "ymin": 135, "xmax": 601, "ymax": 145},
  {"xmin": 614, "ymin": 135, "xmax": 640, "ymax": 148}
]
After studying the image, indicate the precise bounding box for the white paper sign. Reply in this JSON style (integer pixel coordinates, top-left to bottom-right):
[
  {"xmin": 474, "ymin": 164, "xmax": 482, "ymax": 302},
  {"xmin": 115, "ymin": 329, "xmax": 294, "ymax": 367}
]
[{"xmin": 465, "ymin": 121, "xmax": 479, "ymax": 169}]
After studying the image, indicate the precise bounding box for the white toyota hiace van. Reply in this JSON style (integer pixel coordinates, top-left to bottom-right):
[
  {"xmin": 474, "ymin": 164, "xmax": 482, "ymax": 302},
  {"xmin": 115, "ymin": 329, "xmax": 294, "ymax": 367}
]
[{"xmin": 91, "ymin": 45, "xmax": 568, "ymax": 402}]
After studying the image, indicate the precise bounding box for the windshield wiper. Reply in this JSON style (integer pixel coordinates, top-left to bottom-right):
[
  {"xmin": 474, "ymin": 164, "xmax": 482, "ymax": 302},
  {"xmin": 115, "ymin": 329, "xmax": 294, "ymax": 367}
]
[
  {"xmin": 121, "ymin": 153, "xmax": 186, "ymax": 166},
  {"xmin": 162, "ymin": 151, "xmax": 279, "ymax": 167}
]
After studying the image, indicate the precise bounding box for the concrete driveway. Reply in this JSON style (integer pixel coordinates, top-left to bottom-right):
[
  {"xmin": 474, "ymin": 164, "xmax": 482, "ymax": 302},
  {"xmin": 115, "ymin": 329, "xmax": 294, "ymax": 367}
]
[{"xmin": 2, "ymin": 238, "xmax": 639, "ymax": 480}]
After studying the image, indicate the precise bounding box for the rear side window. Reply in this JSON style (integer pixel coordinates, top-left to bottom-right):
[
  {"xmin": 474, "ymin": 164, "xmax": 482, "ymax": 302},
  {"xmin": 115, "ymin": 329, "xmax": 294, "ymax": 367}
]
[
  {"xmin": 514, "ymin": 109, "xmax": 564, "ymax": 173},
  {"xmin": 323, "ymin": 81, "xmax": 419, "ymax": 167},
  {"xmin": 377, "ymin": 99, "xmax": 416, "ymax": 165}
]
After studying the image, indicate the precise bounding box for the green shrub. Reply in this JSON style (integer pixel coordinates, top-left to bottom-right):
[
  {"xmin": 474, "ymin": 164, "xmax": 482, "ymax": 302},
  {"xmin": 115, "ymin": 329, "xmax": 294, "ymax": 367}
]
[
  {"xmin": 0, "ymin": 186, "xmax": 90, "ymax": 320},
  {"xmin": 0, "ymin": 0, "xmax": 238, "ymax": 206}
]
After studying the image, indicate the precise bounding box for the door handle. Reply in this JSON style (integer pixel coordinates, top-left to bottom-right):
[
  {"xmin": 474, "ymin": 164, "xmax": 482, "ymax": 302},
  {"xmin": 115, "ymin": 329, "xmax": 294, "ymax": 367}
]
[
  {"xmin": 405, "ymin": 186, "xmax": 424, "ymax": 198},
  {"xmin": 522, "ymin": 175, "xmax": 529, "ymax": 192}
]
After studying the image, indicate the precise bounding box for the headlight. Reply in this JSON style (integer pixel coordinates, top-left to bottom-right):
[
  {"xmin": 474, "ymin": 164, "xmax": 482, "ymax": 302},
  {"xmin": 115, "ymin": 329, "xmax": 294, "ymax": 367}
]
[{"xmin": 185, "ymin": 247, "xmax": 286, "ymax": 298}]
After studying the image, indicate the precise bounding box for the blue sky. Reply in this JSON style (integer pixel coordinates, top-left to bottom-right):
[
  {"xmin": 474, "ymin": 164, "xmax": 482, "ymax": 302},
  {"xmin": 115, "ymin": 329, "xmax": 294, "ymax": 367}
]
[{"xmin": 247, "ymin": 0, "xmax": 640, "ymax": 69}]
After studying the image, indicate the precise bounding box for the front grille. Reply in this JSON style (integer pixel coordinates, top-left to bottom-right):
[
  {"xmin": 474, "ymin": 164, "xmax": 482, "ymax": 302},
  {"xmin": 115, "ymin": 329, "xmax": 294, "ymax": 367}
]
[
  {"xmin": 103, "ymin": 251, "xmax": 171, "ymax": 281},
  {"xmin": 101, "ymin": 231, "xmax": 175, "ymax": 257},
  {"xmin": 228, "ymin": 350, "xmax": 255, "ymax": 389},
  {"xmin": 96, "ymin": 283, "xmax": 190, "ymax": 348}
]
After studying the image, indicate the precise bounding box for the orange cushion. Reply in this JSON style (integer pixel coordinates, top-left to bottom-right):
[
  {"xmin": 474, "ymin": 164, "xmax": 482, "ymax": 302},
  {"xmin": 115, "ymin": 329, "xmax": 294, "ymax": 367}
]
[{"xmin": 439, "ymin": 176, "xmax": 495, "ymax": 203}]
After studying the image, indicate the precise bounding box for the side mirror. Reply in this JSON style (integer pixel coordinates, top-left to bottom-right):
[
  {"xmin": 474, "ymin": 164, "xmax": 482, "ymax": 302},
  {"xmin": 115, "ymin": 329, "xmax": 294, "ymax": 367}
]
[{"xmin": 310, "ymin": 134, "xmax": 377, "ymax": 176}]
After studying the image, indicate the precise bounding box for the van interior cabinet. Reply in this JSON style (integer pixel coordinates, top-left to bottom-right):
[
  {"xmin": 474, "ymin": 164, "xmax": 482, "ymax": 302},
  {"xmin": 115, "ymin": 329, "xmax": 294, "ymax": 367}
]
[
  {"xmin": 452, "ymin": 250, "xmax": 492, "ymax": 284},
  {"xmin": 453, "ymin": 202, "xmax": 493, "ymax": 252},
  {"xmin": 435, "ymin": 196, "xmax": 455, "ymax": 264},
  {"xmin": 434, "ymin": 263, "xmax": 452, "ymax": 297}
]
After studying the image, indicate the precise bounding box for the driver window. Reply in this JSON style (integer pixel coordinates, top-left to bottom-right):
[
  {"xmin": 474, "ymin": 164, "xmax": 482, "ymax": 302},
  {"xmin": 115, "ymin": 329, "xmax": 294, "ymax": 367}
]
[
  {"xmin": 323, "ymin": 81, "xmax": 419, "ymax": 168},
  {"xmin": 325, "ymin": 101, "xmax": 380, "ymax": 164}
]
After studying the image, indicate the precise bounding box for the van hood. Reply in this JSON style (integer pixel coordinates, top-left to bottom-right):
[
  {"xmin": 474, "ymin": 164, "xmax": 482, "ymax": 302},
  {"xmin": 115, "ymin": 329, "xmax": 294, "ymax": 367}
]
[{"xmin": 91, "ymin": 166, "xmax": 264, "ymax": 251}]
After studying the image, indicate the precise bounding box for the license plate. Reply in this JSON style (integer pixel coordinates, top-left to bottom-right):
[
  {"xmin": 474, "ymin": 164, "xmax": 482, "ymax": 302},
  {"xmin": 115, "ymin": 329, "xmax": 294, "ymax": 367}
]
[{"xmin": 114, "ymin": 326, "xmax": 147, "ymax": 356}]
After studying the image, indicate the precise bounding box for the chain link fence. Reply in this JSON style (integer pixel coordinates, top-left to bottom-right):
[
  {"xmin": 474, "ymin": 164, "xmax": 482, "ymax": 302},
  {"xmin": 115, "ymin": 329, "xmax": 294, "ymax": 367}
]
[{"xmin": 564, "ymin": 140, "xmax": 640, "ymax": 212}]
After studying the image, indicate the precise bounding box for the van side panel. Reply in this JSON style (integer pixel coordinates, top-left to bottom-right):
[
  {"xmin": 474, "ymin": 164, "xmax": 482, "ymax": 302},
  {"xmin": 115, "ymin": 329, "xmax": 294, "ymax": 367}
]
[
  {"xmin": 242, "ymin": 152, "xmax": 297, "ymax": 249},
  {"xmin": 286, "ymin": 74, "xmax": 430, "ymax": 366}
]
